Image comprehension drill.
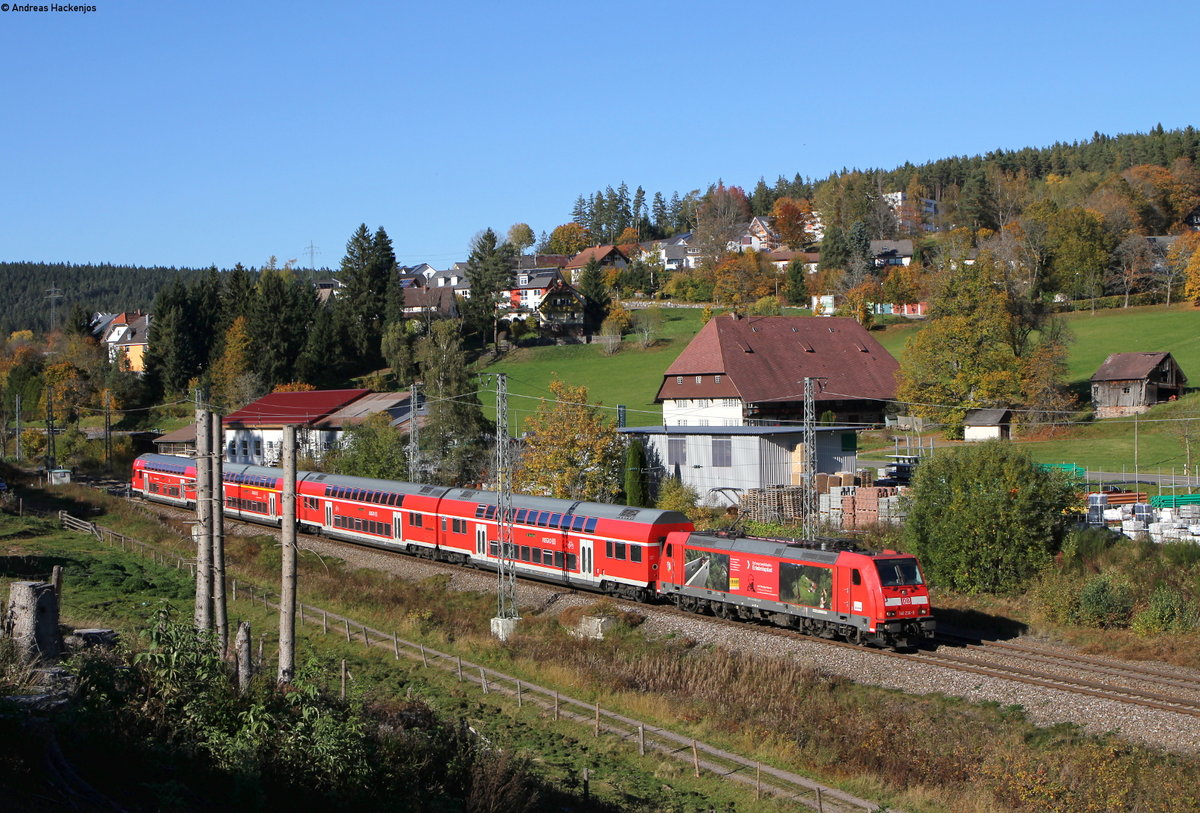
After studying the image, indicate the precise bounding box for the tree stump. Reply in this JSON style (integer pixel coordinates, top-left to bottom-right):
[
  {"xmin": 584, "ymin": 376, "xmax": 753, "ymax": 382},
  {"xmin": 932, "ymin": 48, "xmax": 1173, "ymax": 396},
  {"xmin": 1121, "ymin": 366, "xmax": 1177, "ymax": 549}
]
[{"xmin": 4, "ymin": 581, "xmax": 61, "ymax": 661}]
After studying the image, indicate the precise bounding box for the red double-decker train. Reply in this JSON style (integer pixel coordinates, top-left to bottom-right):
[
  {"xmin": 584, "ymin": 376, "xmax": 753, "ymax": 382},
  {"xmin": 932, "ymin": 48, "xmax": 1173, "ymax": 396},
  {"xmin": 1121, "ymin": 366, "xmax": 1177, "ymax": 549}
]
[{"xmin": 132, "ymin": 453, "xmax": 934, "ymax": 647}]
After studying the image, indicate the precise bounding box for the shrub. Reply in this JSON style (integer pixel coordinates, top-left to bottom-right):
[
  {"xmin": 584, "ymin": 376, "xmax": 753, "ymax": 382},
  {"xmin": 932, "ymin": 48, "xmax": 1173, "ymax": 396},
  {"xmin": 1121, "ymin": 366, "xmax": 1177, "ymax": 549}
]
[
  {"xmin": 1029, "ymin": 570, "xmax": 1082, "ymax": 625},
  {"xmin": 1131, "ymin": 586, "xmax": 1197, "ymax": 635},
  {"xmin": 1059, "ymin": 527, "xmax": 1118, "ymax": 571},
  {"xmin": 1076, "ymin": 574, "xmax": 1134, "ymax": 628}
]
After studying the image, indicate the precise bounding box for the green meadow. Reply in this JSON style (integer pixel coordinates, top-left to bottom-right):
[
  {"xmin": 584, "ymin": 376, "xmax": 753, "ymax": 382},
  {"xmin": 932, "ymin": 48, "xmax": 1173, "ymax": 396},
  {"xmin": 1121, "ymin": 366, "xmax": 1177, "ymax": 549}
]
[{"xmin": 480, "ymin": 303, "xmax": 1200, "ymax": 474}]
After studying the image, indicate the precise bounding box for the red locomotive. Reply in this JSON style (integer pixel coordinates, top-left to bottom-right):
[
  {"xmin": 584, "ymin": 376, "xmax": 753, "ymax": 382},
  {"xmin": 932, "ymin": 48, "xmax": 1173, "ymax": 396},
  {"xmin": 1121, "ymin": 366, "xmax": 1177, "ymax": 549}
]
[{"xmin": 132, "ymin": 453, "xmax": 934, "ymax": 647}]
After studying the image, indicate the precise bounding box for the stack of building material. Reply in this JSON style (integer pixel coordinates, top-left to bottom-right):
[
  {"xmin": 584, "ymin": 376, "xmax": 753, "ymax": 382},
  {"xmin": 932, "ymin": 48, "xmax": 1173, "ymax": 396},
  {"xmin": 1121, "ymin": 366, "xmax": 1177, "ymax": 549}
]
[
  {"xmin": 738, "ymin": 486, "xmax": 805, "ymax": 523},
  {"xmin": 878, "ymin": 493, "xmax": 907, "ymax": 525}
]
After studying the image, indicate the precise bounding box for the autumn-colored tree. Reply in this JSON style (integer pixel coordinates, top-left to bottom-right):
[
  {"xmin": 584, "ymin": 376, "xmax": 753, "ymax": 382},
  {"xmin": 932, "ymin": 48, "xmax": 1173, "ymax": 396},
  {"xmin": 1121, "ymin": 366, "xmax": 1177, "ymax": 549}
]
[
  {"xmin": 1167, "ymin": 231, "xmax": 1200, "ymax": 306},
  {"xmin": 211, "ymin": 315, "xmax": 256, "ymax": 411},
  {"xmin": 842, "ymin": 279, "xmax": 882, "ymax": 326},
  {"xmin": 1110, "ymin": 232, "xmax": 1155, "ymax": 307},
  {"xmin": 881, "ymin": 264, "xmax": 926, "ymax": 306},
  {"xmin": 273, "ymin": 382, "xmax": 317, "ymax": 393},
  {"xmin": 513, "ymin": 379, "xmax": 624, "ymax": 502},
  {"xmin": 616, "ymin": 226, "xmax": 640, "ymax": 248},
  {"xmin": 770, "ymin": 197, "xmax": 816, "ymax": 249},
  {"xmin": 710, "ymin": 250, "xmax": 776, "ymax": 306},
  {"xmin": 41, "ymin": 360, "xmax": 90, "ymax": 426},
  {"xmin": 546, "ymin": 222, "xmax": 590, "ymax": 255}
]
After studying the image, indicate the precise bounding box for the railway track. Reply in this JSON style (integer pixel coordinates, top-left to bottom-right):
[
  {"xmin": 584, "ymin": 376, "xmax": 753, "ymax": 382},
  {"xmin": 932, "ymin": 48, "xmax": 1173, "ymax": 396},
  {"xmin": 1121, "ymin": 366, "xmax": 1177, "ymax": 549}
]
[{"xmin": 136, "ymin": 498, "xmax": 1200, "ymax": 723}]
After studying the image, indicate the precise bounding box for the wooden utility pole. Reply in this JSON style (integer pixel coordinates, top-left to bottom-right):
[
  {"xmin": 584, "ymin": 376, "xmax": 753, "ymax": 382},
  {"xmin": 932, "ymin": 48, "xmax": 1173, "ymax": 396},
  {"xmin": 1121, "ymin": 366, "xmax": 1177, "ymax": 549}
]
[
  {"xmin": 278, "ymin": 424, "xmax": 297, "ymax": 684},
  {"xmin": 235, "ymin": 620, "xmax": 252, "ymax": 694},
  {"xmin": 211, "ymin": 411, "xmax": 228, "ymax": 653},
  {"xmin": 193, "ymin": 393, "xmax": 213, "ymax": 630}
]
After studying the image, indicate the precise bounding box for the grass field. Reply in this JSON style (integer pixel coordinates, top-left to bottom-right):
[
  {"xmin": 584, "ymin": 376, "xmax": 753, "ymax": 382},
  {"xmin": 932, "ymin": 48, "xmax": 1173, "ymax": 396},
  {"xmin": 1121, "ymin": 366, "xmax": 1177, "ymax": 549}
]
[{"xmin": 478, "ymin": 302, "xmax": 1200, "ymax": 474}]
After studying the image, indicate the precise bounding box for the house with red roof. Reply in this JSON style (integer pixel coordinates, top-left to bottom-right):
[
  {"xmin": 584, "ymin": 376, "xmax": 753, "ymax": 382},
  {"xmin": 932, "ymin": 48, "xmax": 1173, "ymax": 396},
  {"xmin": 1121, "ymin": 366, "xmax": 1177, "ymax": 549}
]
[
  {"xmin": 656, "ymin": 314, "xmax": 899, "ymax": 428},
  {"xmin": 222, "ymin": 389, "xmax": 371, "ymax": 465},
  {"xmin": 564, "ymin": 245, "xmax": 629, "ymax": 284}
]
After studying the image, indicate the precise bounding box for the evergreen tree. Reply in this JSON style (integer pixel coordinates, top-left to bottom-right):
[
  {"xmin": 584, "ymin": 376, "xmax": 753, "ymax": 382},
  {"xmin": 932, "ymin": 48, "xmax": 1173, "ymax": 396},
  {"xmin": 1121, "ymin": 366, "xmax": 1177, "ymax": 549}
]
[
  {"xmin": 577, "ymin": 259, "xmax": 611, "ymax": 330},
  {"xmin": 750, "ymin": 177, "xmax": 774, "ymax": 216},
  {"xmin": 338, "ymin": 224, "xmax": 392, "ymax": 372},
  {"xmin": 415, "ymin": 320, "xmax": 493, "ymax": 486},
  {"xmin": 624, "ymin": 437, "xmax": 648, "ymax": 506},
  {"xmin": 463, "ymin": 228, "xmax": 516, "ymax": 351},
  {"xmin": 818, "ymin": 224, "xmax": 850, "ymax": 271},
  {"xmin": 220, "ymin": 263, "xmax": 256, "ymax": 331},
  {"xmin": 785, "ymin": 258, "xmax": 809, "ymax": 305},
  {"xmin": 847, "ymin": 221, "xmax": 873, "ymax": 266},
  {"xmin": 295, "ymin": 302, "xmax": 343, "ymax": 389},
  {"xmin": 651, "ymin": 192, "xmax": 668, "ymax": 234}
]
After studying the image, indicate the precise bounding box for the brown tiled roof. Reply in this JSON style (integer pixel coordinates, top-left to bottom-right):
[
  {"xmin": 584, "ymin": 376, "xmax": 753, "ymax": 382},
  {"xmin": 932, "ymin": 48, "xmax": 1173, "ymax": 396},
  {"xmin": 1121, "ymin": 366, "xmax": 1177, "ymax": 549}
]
[
  {"xmin": 565, "ymin": 245, "xmax": 628, "ymax": 269},
  {"xmin": 656, "ymin": 315, "xmax": 899, "ymax": 405},
  {"xmin": 1090, "ymin": 352, "xmax": 1172, "ymax": 382},
  {"xmin": 312, "ymin": 392, "xmax": 412, "ymax": 429}
]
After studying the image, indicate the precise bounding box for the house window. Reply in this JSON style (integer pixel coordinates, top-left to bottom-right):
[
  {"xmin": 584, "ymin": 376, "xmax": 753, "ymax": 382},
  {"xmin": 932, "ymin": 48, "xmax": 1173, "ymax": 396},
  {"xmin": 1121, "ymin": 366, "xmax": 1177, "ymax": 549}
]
[
  {"xmin": 698, "ymin": 419, "xmax": 709, "ymax": 426},
  {"xmin": 1123, "ymin": 387, "xmax": 1130, "ymax": 394},
  {"xmin": 696, "ymin": 399, "xmax": 710, "ymax": 408},
  {"xmin": 667, "ymin": 438, "xmax": 686, "ymax": 466},
  {"xmin": 723, "ymin": 398, "xmax": 739, "ymax": 408},
  {"xmin": 695, "ymin": 376, "xmax": 702, "ymax": 384},
  {"xmin": 715, "ymin": 375, "xmax": 721, "ymax": 383},
  {"xmin": 677, "ymin": 376, "xmax": 683, "ymax": 385}
]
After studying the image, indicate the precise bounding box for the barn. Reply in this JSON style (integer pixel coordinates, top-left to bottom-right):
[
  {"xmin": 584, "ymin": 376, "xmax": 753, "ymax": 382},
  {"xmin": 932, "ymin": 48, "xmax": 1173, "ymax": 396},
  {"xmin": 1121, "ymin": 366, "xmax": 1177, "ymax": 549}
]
[{"xmin": 1090, "ymin": 352, "xmax": 1187, "ymax": 418}]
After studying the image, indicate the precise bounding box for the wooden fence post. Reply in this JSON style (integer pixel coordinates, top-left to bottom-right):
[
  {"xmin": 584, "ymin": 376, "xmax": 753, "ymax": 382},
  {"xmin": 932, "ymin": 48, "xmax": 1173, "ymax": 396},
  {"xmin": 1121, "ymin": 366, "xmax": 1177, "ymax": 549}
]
[
  {"xmin": 594, "ymin": 702, "xmax": 600, "ymax": 737},
  {"xmin": 392, "ymin": 632, "xmax": 399, "ymax": 660},
  {"xmin": 343, "ymin": 618, "xmax": 350, "ymax": 642},
  {"xmin": 420, "ymin": 645, "xmax": 427, "ymax": 667},
  {"xmin": 639, "ymin": 724, "xmax": 645, "ymax": 756},
  {"xmin": 692, "ymin": 740, "xmax": 700, "ymax": 777},
  {"xmin": 517, "ymin": 680, "xmax": 522, "ymax": 708},
  {"xmin": 457, "ymin": 656, "xmax": 462, "ymax": 681},
  {"xmin": 480, "ymin": 668, "xmax": 488, "ymax": 693}
]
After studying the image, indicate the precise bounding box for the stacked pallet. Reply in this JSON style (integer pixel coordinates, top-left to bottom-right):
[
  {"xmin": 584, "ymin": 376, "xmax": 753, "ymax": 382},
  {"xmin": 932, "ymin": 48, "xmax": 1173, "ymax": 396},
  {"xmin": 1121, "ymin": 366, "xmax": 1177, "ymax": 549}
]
[{"xmin": 739, "ymin": 486, "xmax": 805, "ymax": 523}]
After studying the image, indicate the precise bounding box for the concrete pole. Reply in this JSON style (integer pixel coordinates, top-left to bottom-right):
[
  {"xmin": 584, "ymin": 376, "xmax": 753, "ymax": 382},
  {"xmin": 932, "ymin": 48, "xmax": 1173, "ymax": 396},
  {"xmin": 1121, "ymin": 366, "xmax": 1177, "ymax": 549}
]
[
  {"xmin": 211, "ymin": 411, "xmax": 228, "ymax": 654},
  {"xmin": 194, "ymin": 400, "xmax": 213, "ymax": 631},
  {"xmin": 278, "ymin": 424, "xmax": 297, "ymax": 684}
]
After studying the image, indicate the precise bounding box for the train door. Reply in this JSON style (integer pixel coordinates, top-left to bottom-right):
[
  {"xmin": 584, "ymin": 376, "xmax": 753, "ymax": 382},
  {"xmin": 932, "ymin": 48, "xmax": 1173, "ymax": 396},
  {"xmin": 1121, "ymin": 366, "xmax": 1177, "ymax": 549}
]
[
  {"xmin": 393, "ymin": 514, "xmax": 403, "ymax": 542},
  {"xmin": 325, "ymin": 503, "xmax": 334, "ymax": 531},
  {"xmin": 476, "ymin": 527, "xmax": 487, "ymax": 559},
  {"xmin": 578, "ymin": 539, "xmax": 594, "ymax": 584},
  {"xmin": 269, "ymin": 493, "xmax": 277, "ymax": 519}
]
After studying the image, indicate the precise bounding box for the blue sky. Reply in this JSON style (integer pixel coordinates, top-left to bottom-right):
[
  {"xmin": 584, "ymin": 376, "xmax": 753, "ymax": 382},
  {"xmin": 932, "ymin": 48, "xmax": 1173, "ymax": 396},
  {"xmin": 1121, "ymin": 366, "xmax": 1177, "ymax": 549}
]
[{"xmin": 1, "ymin": 0, "xmax": 1195, "ymax": 270}]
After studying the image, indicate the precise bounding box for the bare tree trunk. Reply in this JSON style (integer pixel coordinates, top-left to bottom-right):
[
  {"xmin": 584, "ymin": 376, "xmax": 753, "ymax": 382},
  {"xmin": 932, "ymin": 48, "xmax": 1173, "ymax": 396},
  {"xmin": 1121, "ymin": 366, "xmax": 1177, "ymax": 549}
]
[
  {"xmin": 194, "ymin": 404, "xmax": 213, "ymax": 630},
  {"xmin": 235, "ymin": 620, "xmax": 252, "ymax": 694},
  {"xmin": 278, "ymin": 425, "xmax": 297, "ymax": 685},
  {"xmin": 210, "ymin": 412, "xmax": 228, "ymax": 654}
]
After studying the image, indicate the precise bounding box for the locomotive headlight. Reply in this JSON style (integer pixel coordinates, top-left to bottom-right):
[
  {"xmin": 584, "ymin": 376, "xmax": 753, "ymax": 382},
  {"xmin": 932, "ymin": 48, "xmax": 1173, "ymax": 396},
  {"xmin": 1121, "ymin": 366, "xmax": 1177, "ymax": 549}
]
[{"xmin": 886, "ymin": 611, "xmax": 896, "ymax": 617}]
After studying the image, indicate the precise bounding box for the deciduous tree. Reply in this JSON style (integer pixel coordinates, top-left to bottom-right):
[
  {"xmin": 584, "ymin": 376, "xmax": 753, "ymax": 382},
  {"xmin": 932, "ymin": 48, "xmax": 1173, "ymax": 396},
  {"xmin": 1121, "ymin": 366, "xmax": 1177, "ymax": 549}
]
[
  {"xmin": 770, "ymin": 197, "xmax": 816, "ymax": 249},
  {"xmin": 514, "ymin": 379, "xmax": 624, "ymax": 502},
  {"xmin": 507, "ymin": 223, "xmax": 535, "ymax": 255},
  {"xmin": 904, "ymin": 441, "xmax": 1076, "ymax": 594},
  {"xmin": 546, "ymin": 222, "xmax": 590, "ymax": 255},
  {"xmin": 414, "ymin": 320, "xmax": 493, "ymax": 486}
]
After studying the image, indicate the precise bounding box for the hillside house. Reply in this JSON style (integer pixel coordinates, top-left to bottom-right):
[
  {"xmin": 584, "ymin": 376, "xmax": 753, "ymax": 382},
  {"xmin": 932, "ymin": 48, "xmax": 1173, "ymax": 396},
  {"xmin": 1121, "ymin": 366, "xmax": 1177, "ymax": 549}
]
[
  {"xmin": 402, "ymin": 286, "xmax": 458, "ymax": 319},
  {"xmin": 621, "ymin": 425, "xmax": 860, "ymax": 508},
  {"xmin": 1090, "ymin": 352, "xmax": 1188, "ymax": 418},
  {"xmin": 656, "ymin": 314, "xmax": 899, "ymax": 427},
  {"xmin": 504, "ymin": 268, "xmax": 566, "ymax": 312},
  {"xmin": 565, "ymin": 245, "xmax": 629, "ymax": 284},
  {"xmin": 105, "ymin": 312, "xmax": 151, "ymax": 373}
]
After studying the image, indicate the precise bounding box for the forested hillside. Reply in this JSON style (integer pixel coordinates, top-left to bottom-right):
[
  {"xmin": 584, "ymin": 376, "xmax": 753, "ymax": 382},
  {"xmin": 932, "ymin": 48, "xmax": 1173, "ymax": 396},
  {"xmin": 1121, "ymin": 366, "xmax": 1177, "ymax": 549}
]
[{"xmin": 0, "ymin": 262, "xmax": 211, "ymax": 336}]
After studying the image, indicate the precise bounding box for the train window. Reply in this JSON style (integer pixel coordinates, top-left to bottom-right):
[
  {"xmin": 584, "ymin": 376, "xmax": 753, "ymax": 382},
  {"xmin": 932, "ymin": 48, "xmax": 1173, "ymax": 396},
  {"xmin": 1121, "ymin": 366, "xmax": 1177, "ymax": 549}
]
[
  {"xmin": 489, "ymin": 541, "xmax": 499, "ymax": 557},
  {"xmin": 572, "ymin": 516, "xmax": 586, "ymax": 531},
  {"xmin": 605, "ymin": 540, "xmax": 613, "ymax": 558},
  {"xmin": 515, "ymin": 509, "xmax": 527, "ymax": 523},
  {"xmin": 615, "ymin": 542, "xmax": 627, "ymax": 560},
  {"xmin": 876, "ymin": 559, "xmax": 924, "ymax": 586},
  {"xmin": 409, "ymin": 512, "xmax": 423, "ymax": 528},
  {"xmin": 631, "ymin": 546, "xmax": 642, "ymax": 563},
  {"xmin": 852, "ymin": 569, "xmax": 862, "ymax": 586},
  {"xmin": 553, "ymin": 552, "xmax": 563, "ymax": 568},
  {"xmin": 566, "ymin": 554, "xmax": 577, "ymax": 571},
  {"xmin": 665, "ymin": 544, "xmax": 673, "ymax": 557},
  {"xmin": 549, "ymin": 513, "xmax": 562, "ymax": 528},
  {"xmin": 441, "ymin": 518, "xmax": 447, "ymax": 532},
  {"xmin": 585, "ymin": 518, "xmax": 597, "ymax": 534},
  {"xmin": 452, "ymin": 519, "xmax": 466, "ymax": 534},
  {"xmin": 519, "ymin": 545, "xmax": 530, "ymax": 562}
]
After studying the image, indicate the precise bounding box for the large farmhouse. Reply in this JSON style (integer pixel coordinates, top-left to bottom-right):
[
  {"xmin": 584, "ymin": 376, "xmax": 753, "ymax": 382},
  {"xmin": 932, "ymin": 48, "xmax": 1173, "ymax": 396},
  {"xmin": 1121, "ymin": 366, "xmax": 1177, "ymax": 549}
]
[{"xmin": 656, "ymin": 314, "xmax": 899, "ymax": 427}]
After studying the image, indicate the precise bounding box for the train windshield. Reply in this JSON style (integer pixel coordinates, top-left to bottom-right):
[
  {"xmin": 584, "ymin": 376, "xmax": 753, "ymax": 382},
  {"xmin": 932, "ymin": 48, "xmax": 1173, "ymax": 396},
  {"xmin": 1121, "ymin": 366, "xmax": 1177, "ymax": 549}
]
[{"xmin": 875, "ymin": 559, "xmax": 924, "ymax": 587}]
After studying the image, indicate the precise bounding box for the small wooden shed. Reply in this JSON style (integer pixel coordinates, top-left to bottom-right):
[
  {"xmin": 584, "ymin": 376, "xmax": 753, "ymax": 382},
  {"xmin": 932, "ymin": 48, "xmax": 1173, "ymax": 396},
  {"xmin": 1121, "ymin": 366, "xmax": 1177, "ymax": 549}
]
[
  {"xmin": 962, "ymin": 408, "xmax": 1012, "ymax": 442},
  {"xmin": 1090, "ymin": 352, "xmax": 1187, "ymax": 418}
]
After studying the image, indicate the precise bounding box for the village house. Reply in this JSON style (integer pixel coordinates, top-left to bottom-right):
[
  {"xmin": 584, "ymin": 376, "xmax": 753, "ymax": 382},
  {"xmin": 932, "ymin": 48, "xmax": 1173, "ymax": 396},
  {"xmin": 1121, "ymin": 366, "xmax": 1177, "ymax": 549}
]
[
  {"xmin": 564, "ymin": 245, "xmax": 629, "ymax": 284},
  {"xmin": 962, "ymin": 408, "xmax": 1013, "ymax": 442},
  {"xmin": 1090, "ymin": 352, "xmax": 1188, "ymax": 418},
  {"xmin": 656, "ymin": 314, "xmax": 899, "ymax": 428},
  {"xmin": 222, "ymin": 389, "xmax": 372, "ymax": 465}
]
